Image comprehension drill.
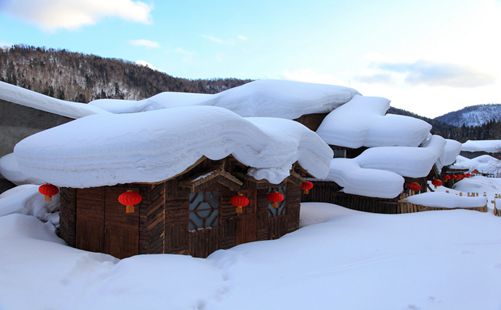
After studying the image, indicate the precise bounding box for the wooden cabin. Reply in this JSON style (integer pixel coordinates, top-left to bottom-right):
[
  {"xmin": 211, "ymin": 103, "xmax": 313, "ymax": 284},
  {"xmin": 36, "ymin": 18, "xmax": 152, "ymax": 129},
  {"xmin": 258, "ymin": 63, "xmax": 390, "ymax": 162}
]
[
  {"xmin": 293, "ymin": 112, "xmax": 328, "ymax": 131},
  {"xmin": 58, "ymin": 156, "xmax": 303, "ymax": 259}
]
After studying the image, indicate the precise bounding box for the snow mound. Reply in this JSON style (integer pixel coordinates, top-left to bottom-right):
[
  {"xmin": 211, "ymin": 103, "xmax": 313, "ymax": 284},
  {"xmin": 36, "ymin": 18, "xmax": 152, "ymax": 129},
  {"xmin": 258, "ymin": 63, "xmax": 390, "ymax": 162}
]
[
  {"xmin": 436, "ymin": 139, "xmax": 462, "ymax": 170},
  {"xmin": 462, "ymin": 140, "xmax": 501, "ymax": 153},
  {"xmin": 405, "ymin": 192, "xmax": 487, "ymax": 209},
  {"xmin": 204, "ymin": 79, "xmax": 359, "ymax": 119},
  {"xmin": 13, "ymin": 106, "xmax": 333, "ymax": 187},
  {"xmin": 0, "ymin": 184, "xmax": 59, "ymax": 222},
  {"xmin": 316, "ymin": 95, "xmax": 431, "ymax": 148},
  {"xmin": 355, "ymin": 135, "xmax": 446, "ymax": 178},
  {"xmin": 0, "ymin": 81, "xmax": 107, "ymax": 119},
  {"xmin": 323, "ymin": 158, "xmax": 404, "ymax": 198}
]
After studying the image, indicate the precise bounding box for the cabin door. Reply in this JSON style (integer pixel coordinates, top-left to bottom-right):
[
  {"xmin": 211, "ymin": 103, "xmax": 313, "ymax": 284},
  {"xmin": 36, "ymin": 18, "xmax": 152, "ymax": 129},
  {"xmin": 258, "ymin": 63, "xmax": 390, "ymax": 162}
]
[
  {"xmin": 265, "ymin": 184, "xmax": 289, "ymax": 239},
  {"xmin": 76, "ymin": 187, "xmax": 139, "ymax": 258}
]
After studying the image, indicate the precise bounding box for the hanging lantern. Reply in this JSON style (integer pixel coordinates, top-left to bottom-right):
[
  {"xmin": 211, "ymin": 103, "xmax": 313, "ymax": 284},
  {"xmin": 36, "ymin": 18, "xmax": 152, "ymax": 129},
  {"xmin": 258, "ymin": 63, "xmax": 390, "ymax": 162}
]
[
  {"xmin": 230, "ymin": 193, "xmax": 250, "ymax": 214},
  {"xmin": 456, "ymin": 174, "xmax": 464, "ymax": 181},
  {"xmin": 431, "ymin": 179, "xmax": 443, "ymax": 188},
  {"xmin": 118, "ymin": 190, "xmax": 142, "ymax": 214},
  {"xmin": 405, "ymin": 182, "xmax": 422, "ymax": 192},
  {"xmin": 443, "ymin": 175, "xmax": 451, "ymax": 182},
  {"xmin": 267, "ymin": 191, "xmax": 285, "ymax": 208},
  {"xmin": 465, "ymin": 173, "xmax": 472, "ymax": 178},
  {"xmin": 472, "ymin": 169, "xmax": 479, "ymax": 175},
  {"xmin": 38, "ymin": 183, "xmax": 59, "ymax": 202},
  {"xmin": 300, "ymin": 181, "xmax": 314, "ymax": 195}
]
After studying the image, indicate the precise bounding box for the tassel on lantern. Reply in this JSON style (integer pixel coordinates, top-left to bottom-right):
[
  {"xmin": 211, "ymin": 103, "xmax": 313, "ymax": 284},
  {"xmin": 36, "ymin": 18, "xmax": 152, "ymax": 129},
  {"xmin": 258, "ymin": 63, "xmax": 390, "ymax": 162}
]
[
  {"xmin": 118, "ymin": 190, "xmax": 142, "ymax": 214},
  {"xmin": 301, "ymin": 181, "xmax": 314, "ymax": 195}
]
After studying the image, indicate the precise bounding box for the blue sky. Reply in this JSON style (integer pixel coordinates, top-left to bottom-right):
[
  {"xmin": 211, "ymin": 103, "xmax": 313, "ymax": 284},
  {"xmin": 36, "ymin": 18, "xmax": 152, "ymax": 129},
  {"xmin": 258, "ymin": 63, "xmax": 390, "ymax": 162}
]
[{"xmin": 1, "ymin": 0, "xmax": 500, "ymax": 117}]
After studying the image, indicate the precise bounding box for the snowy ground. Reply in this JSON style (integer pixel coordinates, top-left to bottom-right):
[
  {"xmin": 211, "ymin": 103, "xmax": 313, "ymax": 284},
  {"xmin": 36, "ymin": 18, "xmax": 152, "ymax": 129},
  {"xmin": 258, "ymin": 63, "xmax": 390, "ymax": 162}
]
[{"xmin": 2, "ymin": 194, "xmax": 501, "ymax": 309}]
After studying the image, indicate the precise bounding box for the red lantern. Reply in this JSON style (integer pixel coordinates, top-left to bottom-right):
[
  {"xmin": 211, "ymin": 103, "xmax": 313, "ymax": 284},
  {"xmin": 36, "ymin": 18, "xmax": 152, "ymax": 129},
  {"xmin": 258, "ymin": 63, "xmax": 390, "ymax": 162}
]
[
  {"xmin": 230, "ymin": 193, "xmax": 250, "ymax": 214},
  {"xmin": 38, "ymin": 183, "xmax": 59, "ymax": 202},
  {"xmin": 431, "ymin": 179, "xmax": 443, "ymax": 188},
  {"xmin": 472, "ymin": 169, "xmax": 479, "ymax": 175},
  {"xmin": 118, "ymin": 190, "xmax": 142, "ymax": 214},
  {"xmin": 456, "ymin": 174, "xmax": 464, "ymax": 181},
  {"xmin": 267, "ymin": 191, "xmax": 285, "ymax": 208},
  {"xmin": 300, "ymin": 181, "xmax": 314, "ymax": 194},
  {"xmin": 465, "ymin": 173, "xmax": 472, "ymax": 178},
  {"xmin": 406, "ymin": 182, "xmax": 422, "ymax": 192},
  {"xmin": 443, "ymin": 175, "xmax": 451, "ymax": 182}
]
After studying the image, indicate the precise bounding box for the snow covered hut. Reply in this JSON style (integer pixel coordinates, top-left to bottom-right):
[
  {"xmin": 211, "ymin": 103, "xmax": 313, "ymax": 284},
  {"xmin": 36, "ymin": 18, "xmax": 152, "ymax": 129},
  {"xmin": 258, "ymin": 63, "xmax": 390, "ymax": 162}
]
[
  {"xmin": 460, "ymin": 140, "xmax": 501, "ymax": 160},
  {"xmin": 13, "ymin": 106, "xmax": 332, "ymax": 258}
]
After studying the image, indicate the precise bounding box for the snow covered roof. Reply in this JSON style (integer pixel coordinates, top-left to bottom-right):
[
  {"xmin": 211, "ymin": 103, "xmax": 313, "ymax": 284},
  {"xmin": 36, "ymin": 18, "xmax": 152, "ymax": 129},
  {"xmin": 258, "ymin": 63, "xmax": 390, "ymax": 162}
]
[
  {"xmin": 13, "ymin": 106, "xmax": 333, "ymax": 188},
  {"xmin": 203, "ymin": 79, "xmax": 360, "ymax": 119},
  {"xmin": 451, "ymin": 155, "xmax": 501, "ymax": 175},
  {"xmin": 405, "ymin": 192, "xmax": 487, "ymax": 209},
  {"xmin": 89, "ymin": 92, "xmax": 213, "ymax": 113},
  {"xmin": 436, "ymin": 139, "xmax": 462, "ymax": 170},
  {"xmin": 0, "ymin": 81, "xmax": 106, "ymax": 119},
  {"xmin": 355, "ymin": 135, "xmax": 446, "ymax": 178},
  {"xmin": 90, "ymin": 79, "xmax": 360, "ymax": 119},
  {"xmin": 323, "ymin": 158, "xmax": 404, "ymax": 198},
  {"xmin": 316, "ymin": 95, "xmax": 431, "ymax": 148},
  {"xmin": 462, "ymin": 140, "xmax": 501, "ymax": 153}
]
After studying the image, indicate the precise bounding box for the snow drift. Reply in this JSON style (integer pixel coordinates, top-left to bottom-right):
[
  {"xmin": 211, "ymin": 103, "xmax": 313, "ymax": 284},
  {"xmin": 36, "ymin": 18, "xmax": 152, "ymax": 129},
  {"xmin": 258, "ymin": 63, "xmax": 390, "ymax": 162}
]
[
  {"xmin": 405, "ymin": 192, "xmax": 487, "ymax": 209},
  {"xmin": 462, "ymin": 139, "xmax": 501, "ymax": 153}
]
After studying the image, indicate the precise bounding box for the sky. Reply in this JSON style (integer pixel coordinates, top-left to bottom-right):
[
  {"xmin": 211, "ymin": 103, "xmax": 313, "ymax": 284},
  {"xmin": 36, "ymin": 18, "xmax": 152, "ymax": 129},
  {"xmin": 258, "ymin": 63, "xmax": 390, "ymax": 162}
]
[{"xmin": 0, "ymin": 0, "xmax": 500, "ymax": 117}]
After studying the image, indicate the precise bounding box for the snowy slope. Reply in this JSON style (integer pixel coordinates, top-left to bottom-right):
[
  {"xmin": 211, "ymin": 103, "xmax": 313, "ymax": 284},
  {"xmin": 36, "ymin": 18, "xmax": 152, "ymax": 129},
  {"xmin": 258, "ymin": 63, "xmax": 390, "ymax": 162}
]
[
  {"xmin": 13, "ymin": 106, "xmax": 333, "ymax": 187},
  {"xmin": 435, "ymin": 104, "xmax": 501, "ymax": 127}
]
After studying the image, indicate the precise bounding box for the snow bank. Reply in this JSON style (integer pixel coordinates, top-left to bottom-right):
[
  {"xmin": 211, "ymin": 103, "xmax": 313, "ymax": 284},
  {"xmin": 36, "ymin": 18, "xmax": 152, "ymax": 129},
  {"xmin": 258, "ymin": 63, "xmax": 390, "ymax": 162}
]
[
  {"xmin": 404, "ymin": 192, "xmax": 487, "ymax": 208},
  {"xmin": 355, "ymin": 135, "xmax": 446, "ymax": 178},
  {"xmin": 0, "ymin": 153, "xmax": 43, "ymax": 185},
  {"xmin": 14, "ymin": 106, "xmax": 332, "ymax": 187},
  {"xmin": 436, "ymin": 139, "xmax": 462, "ymax": 170},
  {"xmin": 0, "ymin": 81, "xmax": 107, "ymax": 119},
  {"xmin": 316, "ymin": 95, "xmax": 431, "ymax": 148},
  {"xmin": 89, "ymin": 92, "xmax": 213, "ymax": 113},
  {"xmin": 323, "ymin": 158, "xmax": 404, "ymax": 198},
  {"xmin": 0, "ymin": 184, "xmax": 59, "ymax": 223},
  {"xmin": 462, "ymin": 139, "xmax": 501, "ymax": 153}
]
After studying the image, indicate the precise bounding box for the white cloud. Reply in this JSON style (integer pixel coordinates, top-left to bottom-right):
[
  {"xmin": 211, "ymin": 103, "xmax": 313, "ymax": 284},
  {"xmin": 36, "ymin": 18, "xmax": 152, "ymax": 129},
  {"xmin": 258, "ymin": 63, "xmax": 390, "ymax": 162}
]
[
  {"xmin": 201, "ymin": 34, "xmax": 248, "ymax": 45},
  {"xmin": 135, "ymin": 60, "xmax": 157, "ymax": 70},
  {"xmin": 129, "ymin": 39, "xmax": 159, "ymax": 49},
  {"xmin": 0, "ymin": 0, "xmax": 152, "ymax": 30},
  {"xmin": 201, "ymin": 34, "xmax": 226, "ymax": 45}
]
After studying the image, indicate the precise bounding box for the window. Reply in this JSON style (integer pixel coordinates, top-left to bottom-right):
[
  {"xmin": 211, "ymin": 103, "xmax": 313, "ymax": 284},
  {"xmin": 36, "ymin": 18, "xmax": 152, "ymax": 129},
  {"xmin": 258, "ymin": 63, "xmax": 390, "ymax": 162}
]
[
  {"xmin": 268, "ymin": 184, "xmax": 287, "ymax": 217},
  {"xmin": 333, "ymin": 148, "xmax": 347, "ymax": 158},
  {"xmin": 188, "ymin": 192, "xmax": 219, "ymax": 231}
]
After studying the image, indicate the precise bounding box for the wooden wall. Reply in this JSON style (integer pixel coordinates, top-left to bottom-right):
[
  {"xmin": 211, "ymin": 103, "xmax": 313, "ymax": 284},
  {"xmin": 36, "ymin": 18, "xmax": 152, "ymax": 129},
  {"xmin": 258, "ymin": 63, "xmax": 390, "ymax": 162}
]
[
  {"xmin": 294, "ymin": 113, "xmax": 328, "ymax": 131},
  {"xmin": 58, "ymin": 163, "xmax": 301, "ymax": 258}
]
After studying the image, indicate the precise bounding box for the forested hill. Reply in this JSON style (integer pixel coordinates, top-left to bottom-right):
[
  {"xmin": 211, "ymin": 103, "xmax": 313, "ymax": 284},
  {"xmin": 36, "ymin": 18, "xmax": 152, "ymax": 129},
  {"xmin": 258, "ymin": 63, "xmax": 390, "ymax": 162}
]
[
  {"xmin": 0, "ymin": 45, "xmax": 249, "ymax": 102},
  {"xmin": 1, "ymin": 45, "xmax": 499, "ymax": 142}
]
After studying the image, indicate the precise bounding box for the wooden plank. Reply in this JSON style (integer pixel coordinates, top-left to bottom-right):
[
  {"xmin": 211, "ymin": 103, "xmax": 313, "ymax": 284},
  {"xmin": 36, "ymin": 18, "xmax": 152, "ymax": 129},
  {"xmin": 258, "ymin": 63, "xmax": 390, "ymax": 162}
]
[
  {"xmin": 75, "ymin": 188, "xmax": 105, "ymax": 253},
  {"xmin": 59, "ymin": 187, "xmax": 76, "ymax": 246},
  {"xmin": 104, "ymin": 186, "xmax": 139, "ymax": 259}
]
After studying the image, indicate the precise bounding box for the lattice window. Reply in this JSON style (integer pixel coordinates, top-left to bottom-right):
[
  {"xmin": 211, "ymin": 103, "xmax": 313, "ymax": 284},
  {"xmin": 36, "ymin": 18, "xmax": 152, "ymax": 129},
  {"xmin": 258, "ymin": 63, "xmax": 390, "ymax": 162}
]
[
  {"xmin": 268, "ymin": 184, "xmax": 287, "ymax": 217},
  {"xmin": 188, "ymin": 192, "xmax": 219, "ymax": 231}
]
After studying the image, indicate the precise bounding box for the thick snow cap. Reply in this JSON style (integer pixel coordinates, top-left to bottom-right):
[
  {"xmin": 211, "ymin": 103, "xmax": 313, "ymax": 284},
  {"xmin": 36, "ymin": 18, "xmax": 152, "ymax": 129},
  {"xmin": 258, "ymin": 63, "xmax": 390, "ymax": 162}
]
[
  {"xmin": 324, "ymin": 158, "xmax": 404, "ymax": 199},
  {"xmin": 316, "ymin": 95, "xmax": 431, "ymax": 148},
  {"xmin": 436, "ymin": 139, "xmax": 462, "ymax": 170},
  {"xmin": 90, "ymin": 79, "xmax": 360, "ymax": 118},
  {"xmin": 13, "ymin": 106, "xmax": 333, "ymax": 188},
  {"xmin": 204, "ymin": 79, "xmax": 360, "ymax": 119},
  {"xmin": 355, "ymin": 135, "xmax": 446, "ymax": 178},
  {"xmin": 462, "ymin": 140, "xmax": 501, "ymax": 153}
]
